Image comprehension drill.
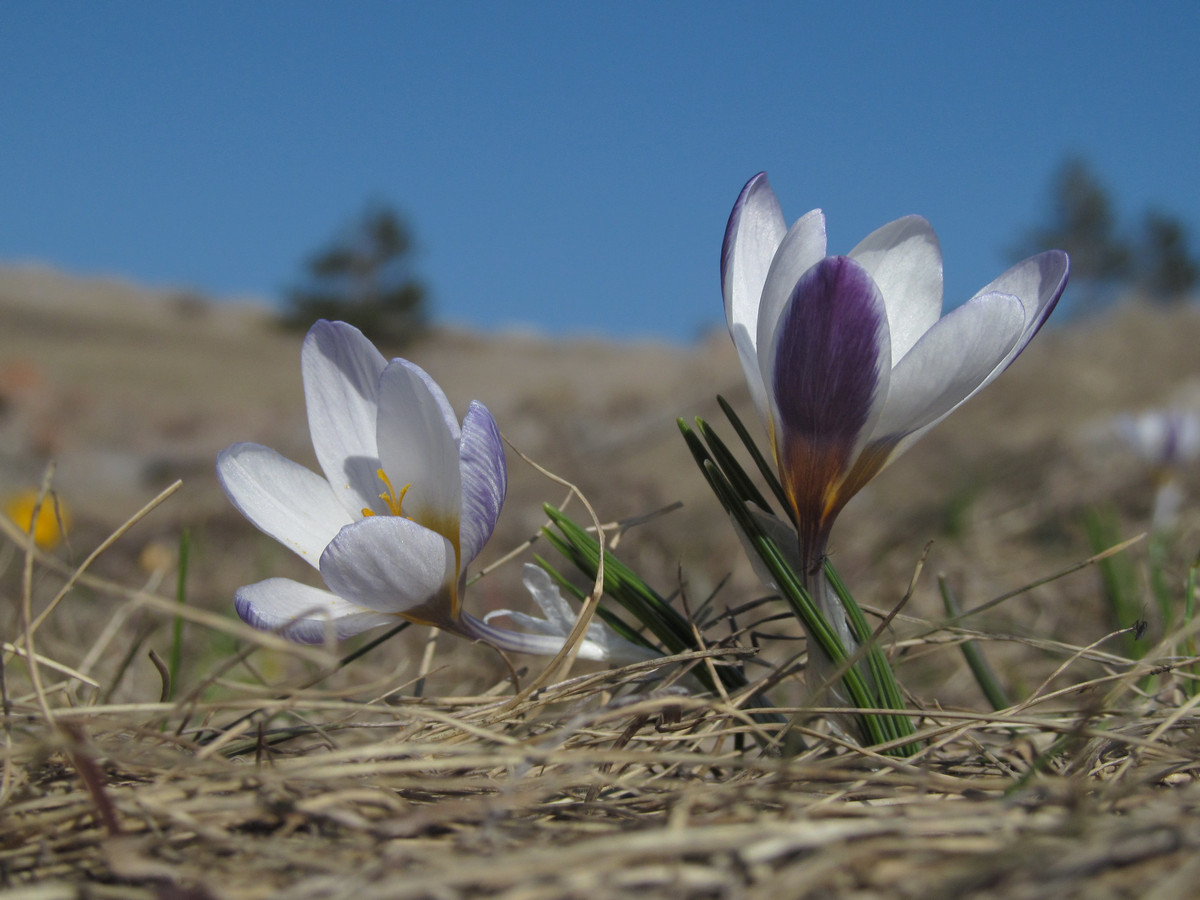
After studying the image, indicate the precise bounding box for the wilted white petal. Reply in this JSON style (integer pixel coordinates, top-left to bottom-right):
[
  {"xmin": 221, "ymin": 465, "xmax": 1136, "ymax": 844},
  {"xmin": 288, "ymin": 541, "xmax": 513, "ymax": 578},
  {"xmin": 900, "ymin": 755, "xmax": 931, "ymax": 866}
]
[
  {"xmin": 375, "ymin": 359, "xmax": 462, "ymax": 526},
  {"xmin": 848, "ymin": 215, "xmax": 943, "ymax": 362},
  {"xmin": 302, "ymin": 320, "xmax": 387, "ymax": 517},
  {"xmin": 469, "ymin": 565, "xmax": 658, "ymax": 664},
  {"xmin": 217, "ymin": 442, "xmax": 353, "ymax": 567},
  {"xmin": 458, "ymin": 401, "xmax": 507, "ymax": 567},
  {"xmin": 319, "ymin": 516, "xmax": 457, "ymax": 616},
  {"xmin": 234, "ymin": 578, "xmax": 396, "ymax": 643}
]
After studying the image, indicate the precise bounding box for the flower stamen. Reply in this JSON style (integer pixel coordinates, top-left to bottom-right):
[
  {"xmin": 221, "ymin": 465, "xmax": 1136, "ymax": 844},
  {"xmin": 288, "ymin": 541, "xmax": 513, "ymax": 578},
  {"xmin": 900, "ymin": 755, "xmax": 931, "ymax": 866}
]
[{"xmin": 361, "ymin": 468, "xmax": 410, "ymax": 518}]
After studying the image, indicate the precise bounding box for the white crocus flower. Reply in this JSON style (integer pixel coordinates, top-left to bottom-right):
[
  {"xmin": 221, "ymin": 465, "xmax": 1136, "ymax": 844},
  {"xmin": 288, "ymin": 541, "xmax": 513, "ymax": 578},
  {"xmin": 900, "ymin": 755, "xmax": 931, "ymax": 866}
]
[
  {"xmin": 217, "ymin": 320, "xmax": 616, "ymax": 658},
  {"xmin": 722, "ymin": 172, "xmax": 1069, "ymax": 658}
]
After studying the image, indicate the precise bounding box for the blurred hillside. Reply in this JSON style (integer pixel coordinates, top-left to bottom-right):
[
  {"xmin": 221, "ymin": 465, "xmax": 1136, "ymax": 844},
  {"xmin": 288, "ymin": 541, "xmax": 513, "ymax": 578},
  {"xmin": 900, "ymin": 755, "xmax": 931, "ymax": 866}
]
[{"xmin": 3, "ymin": 263, "xmax": 1200, "ymax": 701}]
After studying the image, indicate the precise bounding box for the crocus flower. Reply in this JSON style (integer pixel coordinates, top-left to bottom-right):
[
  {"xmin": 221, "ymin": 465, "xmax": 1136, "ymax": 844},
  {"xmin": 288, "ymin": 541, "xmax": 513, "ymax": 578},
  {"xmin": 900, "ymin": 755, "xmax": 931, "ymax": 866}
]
[
  {"xmin": 722, "ymin": 173, "xmax": 1069, "ymax": 652},
  {"xmin": 1113, "ymin": 408, "xmax": 1200, "ymax": 531},
  {"xmin": 217, "ymin": 320, "xmax": 620, "ymax": 659},
  {"xmin": 1114, "ymin": 409, "xmax": 1200, "ymax": 470}
]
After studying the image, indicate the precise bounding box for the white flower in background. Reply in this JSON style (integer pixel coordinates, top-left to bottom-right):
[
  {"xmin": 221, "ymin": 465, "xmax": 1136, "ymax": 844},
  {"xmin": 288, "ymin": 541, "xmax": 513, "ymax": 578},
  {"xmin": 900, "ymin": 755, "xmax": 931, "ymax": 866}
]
[
  {"xmin": 1113, "ymin": 408, "xmax": 1200, "ymax": 530},
  {"xmin": 722, "ymin": 172, "xmax": 1069, "ymax": 654},
  {"xmin": 1114, "ymin": 409, "xmax": 1200, "ymax": 469},
  {"xmin": 217, "ymin": 319, "xmax": 627, "ymax": 659}
]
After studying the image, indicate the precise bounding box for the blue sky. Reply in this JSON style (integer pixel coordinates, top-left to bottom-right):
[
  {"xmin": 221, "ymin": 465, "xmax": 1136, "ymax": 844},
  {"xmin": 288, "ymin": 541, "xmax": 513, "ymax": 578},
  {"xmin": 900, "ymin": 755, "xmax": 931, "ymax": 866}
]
[{"xmin": 2, "ymin": 3, "xmax": 1197, "ymax": 342}]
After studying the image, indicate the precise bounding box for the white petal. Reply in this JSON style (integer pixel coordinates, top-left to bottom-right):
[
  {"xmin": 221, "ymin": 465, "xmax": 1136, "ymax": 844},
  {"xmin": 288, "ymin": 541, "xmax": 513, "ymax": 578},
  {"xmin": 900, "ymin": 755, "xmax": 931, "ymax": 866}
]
[
  {"xmin": 756, "ymin": 208, "xmax": 828, "ymax": 372},
  {"xmin": 375, "ymin": 359, "xmax": 462, "ymax": 528},
  {"xmin": 319, "ymin": 516, "xmax": 458, "ymax": 616},
  {"xmin": 460, "ymin": 611, "xmax": 575, "ymax": 656},
  {"xmin": 519, "ymin": 563, "xmax": 578, "ymax": 633},
  {"xmin": 466, "ymin": 566, "xmax": 657, "ymax": 664},
  {"xmin": 721, "ymin": 174, "xmax": 789, "ymax": 420},
  {"xmin": 969, "ymin": 250, "xmax": 1069, "ymax": 370},
  {"xmin": 457, "ymin": 401, "xmax": 506, "ymax": 567},
  {"xmin": 301, "ymin": 320, "xmax": 387, "ymax": 517},
  {"xmin": 848, "ymin": 215, "xmax": 944, "ymax": 363},
  {"xmin": 234, "ymin": 578, "xmax": 396, "ymax": 643},
  {"xmin": 722, "ymin": 174, "xmax": 787, "ymax": 338},
  {"xmin": 872, "ymin": 292, "xmax": 1025, "ymax": 446},
  {"xmin": 217, "ymin": 442, "xmax": 353, "ymax": 568}
]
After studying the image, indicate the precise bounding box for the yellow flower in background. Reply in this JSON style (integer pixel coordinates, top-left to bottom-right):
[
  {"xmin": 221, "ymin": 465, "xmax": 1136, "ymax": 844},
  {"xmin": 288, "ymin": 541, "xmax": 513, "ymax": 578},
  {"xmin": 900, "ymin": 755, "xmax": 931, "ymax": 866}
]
[{"xmin": 4, "ymin": 488, "xmax": 70, "ymax": 549}]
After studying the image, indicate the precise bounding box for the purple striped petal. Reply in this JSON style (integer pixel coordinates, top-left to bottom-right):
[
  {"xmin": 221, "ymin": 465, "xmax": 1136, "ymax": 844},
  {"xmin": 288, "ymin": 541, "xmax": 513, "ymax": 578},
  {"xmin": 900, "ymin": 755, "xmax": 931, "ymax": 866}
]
[
  {"xmin": 457, "ymin": 401, "xmax": 506, "ymax": 568},
  {"xmin": 234, "ymin": 578, "xmax": 396, "ymax": 644},
  {"xmin": 766, "ymin": 256, "xmax": 889, "ymax": 551}
]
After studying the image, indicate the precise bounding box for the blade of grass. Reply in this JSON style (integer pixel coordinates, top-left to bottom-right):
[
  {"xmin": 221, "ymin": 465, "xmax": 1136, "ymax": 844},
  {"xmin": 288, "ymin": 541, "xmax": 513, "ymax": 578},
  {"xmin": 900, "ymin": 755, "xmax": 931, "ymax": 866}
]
[
  {"xmin": 939, "ymin": 575, "xmax": 1013, "ymax": 712},
  {"xmin": 716, "ymin": 395, "xmax": 791, "ymax": 518},
  {"xmin": 167, "ymin": 529, "xmax": 191, "ymax": 702}
]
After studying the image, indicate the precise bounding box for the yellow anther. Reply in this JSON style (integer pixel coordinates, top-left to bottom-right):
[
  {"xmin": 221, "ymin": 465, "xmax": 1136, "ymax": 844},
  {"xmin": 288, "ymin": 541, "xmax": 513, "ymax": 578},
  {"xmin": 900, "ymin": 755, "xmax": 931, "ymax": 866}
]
[{"xmin": 375, "ymin": 468, "xmax": 410, "ymax": 517}]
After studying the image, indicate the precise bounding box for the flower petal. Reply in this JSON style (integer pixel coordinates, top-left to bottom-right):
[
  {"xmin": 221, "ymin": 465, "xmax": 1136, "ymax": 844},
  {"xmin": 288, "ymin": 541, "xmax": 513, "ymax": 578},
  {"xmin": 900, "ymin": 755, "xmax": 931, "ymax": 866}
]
[
  {"xmin": 764, "ymin": 256, "xmax": 890, "ymax": 546},
  {"xmin": 457, "ymin": 400, "xmax": 506, "ymax": 568},
  {"xmin": 722, "ymin": 174, "xmax": 789, "ymax": 417},
  {"xmin": 464, "ymin": 566, "xmax": 657, "ymax": 664},
  {"xmin": 848, "ymin": 215, "xmax": 944, "ymax": 363},
  {"xmin": 234, "ymin": 577, "xmax": 395, "ymax": 643},
  {"xmin": 972, "ymin": 250, "xmax": 1069, "ymax": 369},
  {"xmin": 873, "ymin": 291, "xmax": 1025, "ymax": 448},
  {"xmin": 375, "ymin": 359, "xmax": 462, "ymax": 529},
  {"xmin": 302, "ymin": 320, "xmax": 388, "ymax": 517},
  {"xmin": 319, "ymin": 516, "xmax": 458, "ymax": 621},
  {"xmin": 756, "ymin": 207, "xmax": 829, "ymax": 375},
  {"xmin": 216, "ymin": 442, "xmax": 353, "ymax": 567}
]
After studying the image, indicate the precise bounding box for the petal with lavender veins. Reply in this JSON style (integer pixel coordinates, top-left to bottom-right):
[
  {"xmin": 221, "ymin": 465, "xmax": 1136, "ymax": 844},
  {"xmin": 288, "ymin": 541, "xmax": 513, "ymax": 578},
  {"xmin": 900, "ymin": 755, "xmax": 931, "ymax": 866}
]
[
  {"xmin": 848, "ymin": 215, "xmax": 944, "ymax": 362},
  {"xmin": 765, "ymin": 256, "xmax": 890, "ymax": 545},
  {"xmin": 457, "ymin": 401, "xmax": 506, "ymax": 567},
  {"xmin": 234, "ymin": 578, "xmax": 396, "ymax": 643},
  {"xmin": 216, "ymin": 442, "xmax": 353, "ymax": 567},
  {"xmin": 872, "ymin": 291, "xmax": 1025, "ymax": 452},
  {"xmin": 375, "ymin": 360, "xmax": 462, "ymax": 528},
  {"xmin": 319, "ymin": 516, "xmax": 459, "ymax": 621},
  {"xmin": 302, "ymin": 320, "xmax": 388, "ymax": 518}
]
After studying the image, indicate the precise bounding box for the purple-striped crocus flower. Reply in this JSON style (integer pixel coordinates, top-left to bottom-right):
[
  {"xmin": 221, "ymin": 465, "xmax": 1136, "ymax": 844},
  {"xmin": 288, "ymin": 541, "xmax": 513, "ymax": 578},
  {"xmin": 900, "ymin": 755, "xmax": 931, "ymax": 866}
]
[
  {"xmin": 723, "ymin": 173, "xmax": 1069, "ymax": 650},
  {"xmin": 217, "ymin": 319, "xmax": 611, "ymax": 657}
]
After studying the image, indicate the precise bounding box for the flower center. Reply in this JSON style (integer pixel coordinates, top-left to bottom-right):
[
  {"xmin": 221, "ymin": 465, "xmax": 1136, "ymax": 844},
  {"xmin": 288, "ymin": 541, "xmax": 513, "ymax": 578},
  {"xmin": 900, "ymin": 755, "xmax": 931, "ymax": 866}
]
[{"xmin": 361, "ymin": 468, "xmax": 410, "ymax": 518}]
